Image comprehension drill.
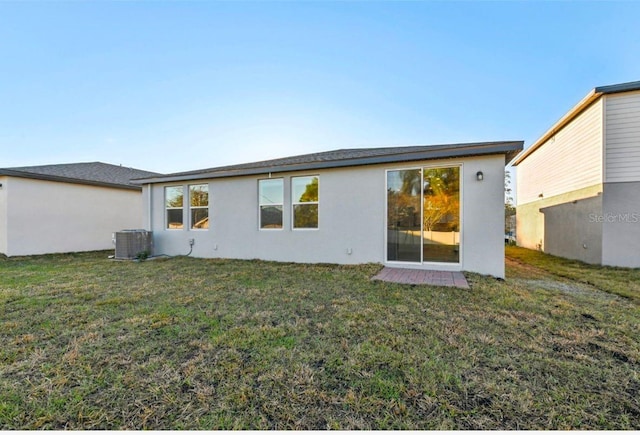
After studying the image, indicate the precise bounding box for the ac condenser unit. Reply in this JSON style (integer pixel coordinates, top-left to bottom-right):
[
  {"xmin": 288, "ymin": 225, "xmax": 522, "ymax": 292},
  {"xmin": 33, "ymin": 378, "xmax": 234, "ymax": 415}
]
[{"xmin": 114, "ymin": 230, "xmax": 153, "ymax": 260}]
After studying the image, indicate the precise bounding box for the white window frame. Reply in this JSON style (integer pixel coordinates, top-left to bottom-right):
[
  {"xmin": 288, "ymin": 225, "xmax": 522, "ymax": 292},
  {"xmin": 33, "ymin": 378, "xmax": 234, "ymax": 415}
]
[
  {"xmin": 291, "ymin": 175, "xmax": 319, "ymax": 231},
  {"xmin": 258, "ymin": 178, "xmax": 284, "ymax": 231},
  {"xmin": 189, "ymin": 184, "xmax": 209, "ymax": 231},
  {"xmin": 165, "ymin": 185, "xmax": 184, "ymax": 230}
]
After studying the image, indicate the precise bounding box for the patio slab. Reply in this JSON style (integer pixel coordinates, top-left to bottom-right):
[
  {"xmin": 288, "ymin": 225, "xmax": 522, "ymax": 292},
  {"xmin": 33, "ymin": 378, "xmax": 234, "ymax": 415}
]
[{"xmin": 372, "ymin": 267, "xmax": 470, "ymax": 289}]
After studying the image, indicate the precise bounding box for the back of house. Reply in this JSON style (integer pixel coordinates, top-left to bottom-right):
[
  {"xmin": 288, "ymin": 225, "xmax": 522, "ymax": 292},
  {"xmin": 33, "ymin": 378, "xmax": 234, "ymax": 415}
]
[{"xmin": 135, "ymin": 141, "xmax": 523, "ymax": 278}]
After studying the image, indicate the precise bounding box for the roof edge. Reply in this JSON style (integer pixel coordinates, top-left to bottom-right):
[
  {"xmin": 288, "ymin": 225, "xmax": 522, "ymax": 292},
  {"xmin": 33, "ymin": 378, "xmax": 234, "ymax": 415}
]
[
  {"xmin": 512, "ymin": 89, "xmax": 600, "ymax": 166},
  {"xmin": 135, "ymin": 141, "xmax": 524, "ymax": 184},
  {"xmin": 513, "ymin": 80, "xmax": 640, "ymax": 166},
  {"xmin": 0, "ymin": 169, "xmax": 142, "ymax": 191},
  {"xmin": 594, "ymin": 80, "xmax": 640, "ymax": 95}
]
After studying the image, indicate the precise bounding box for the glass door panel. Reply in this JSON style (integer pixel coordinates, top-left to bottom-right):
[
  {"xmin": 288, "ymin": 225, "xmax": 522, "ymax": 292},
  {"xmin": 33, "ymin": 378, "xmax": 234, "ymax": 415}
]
[
  {"xmin": 423, "ymin": 167, "xmax": 460, "ymax": 263},
  {"xmin": 387, "ymin": 169, "xmax": 421, "ymax": 262}
]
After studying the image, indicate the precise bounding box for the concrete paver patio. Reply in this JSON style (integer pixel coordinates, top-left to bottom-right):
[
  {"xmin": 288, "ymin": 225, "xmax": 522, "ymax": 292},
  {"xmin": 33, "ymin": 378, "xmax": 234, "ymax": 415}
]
[{"xmin": 372, "ymin": 267, "xmax": 470, "ymax": 289}]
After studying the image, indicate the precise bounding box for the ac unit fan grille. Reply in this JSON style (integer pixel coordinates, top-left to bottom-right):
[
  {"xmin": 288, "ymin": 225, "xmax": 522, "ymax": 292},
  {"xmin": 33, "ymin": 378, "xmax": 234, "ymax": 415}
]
[{"xmin": 114, "ymin": 230, "xmax": 153, "ymax": 260}]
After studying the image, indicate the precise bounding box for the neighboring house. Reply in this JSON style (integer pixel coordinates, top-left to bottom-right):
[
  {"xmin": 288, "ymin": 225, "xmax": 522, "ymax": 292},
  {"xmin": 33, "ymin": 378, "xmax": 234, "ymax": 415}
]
[
  {"xmin": 0, "ymin": 162, "xmax": 160, "ymax": 256},
  {"xmin": 134, "ymin": 141, "xmax": 523, "ymax": 278},
  {"xmin": 513, "ymin": 80, "xmax": 640, "ymax": 267}
]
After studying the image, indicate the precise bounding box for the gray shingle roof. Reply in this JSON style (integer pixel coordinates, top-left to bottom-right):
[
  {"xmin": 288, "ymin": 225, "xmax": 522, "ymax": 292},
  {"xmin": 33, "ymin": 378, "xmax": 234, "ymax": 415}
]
[
  {"xmin": 133, "ymin": 141, "xmax": 524, "ymax": 184},
  {"xmin": 0, "ymin": 162, "xmax": 161, "ymax": 190}
]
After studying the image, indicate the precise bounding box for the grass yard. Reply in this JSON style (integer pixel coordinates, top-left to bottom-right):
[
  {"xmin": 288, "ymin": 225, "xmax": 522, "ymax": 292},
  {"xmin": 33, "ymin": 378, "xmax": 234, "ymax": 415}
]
[{"xmin": 0, "ymin": 247, "xmax": 638, "ymax": 429}]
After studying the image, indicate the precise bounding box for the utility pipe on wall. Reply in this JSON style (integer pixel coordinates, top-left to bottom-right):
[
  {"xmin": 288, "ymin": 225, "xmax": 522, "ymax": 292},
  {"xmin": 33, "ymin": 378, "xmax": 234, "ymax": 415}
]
[{"xmin": 147, "ymin": 184, "xmax": 153, "ymax": 231}]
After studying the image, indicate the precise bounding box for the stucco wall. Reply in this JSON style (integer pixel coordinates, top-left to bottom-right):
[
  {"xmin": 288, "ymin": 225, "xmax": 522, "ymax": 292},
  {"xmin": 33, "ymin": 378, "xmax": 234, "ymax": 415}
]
[
  {"xmin": 0, "ymin": 176, "xmax": 7, "ymax": 255},
  {"xmin": 148, "ymin": 165, "xmax": 386, "ymax": 265},
  {"xmin": 517, "ymin": 182, "xmax": 640, "ymax": 267},
  {"xmin": 601, "ymin": 181, "xmax": 640, "ymax": 268},
  {"xmin": 516, "ymin": 184, "xmax": 603, "ymax": 252},
  {"xmin": 5, "ymin": 177, "xmax": 145, "ymax": 256},
  {"xmin": 145, "ymin": 154, "xmax": 507, "ymax": 277},
  {"xmin": 516, "ymin": 201, "xmax": 544, "ymax": 251},
  {"xmin": 540, "ymin": 195, "xmax": 603, "ymax": 264},
  {"xmin": 459, "ymin": 156, "xmax": 506, "ymax": 278}
]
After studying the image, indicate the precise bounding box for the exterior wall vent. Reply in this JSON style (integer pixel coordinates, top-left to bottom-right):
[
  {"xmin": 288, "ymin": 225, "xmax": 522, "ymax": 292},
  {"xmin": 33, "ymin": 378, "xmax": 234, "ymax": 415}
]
[{"xmin": 114, "ymin": 230, "xmax": 153, "ymax": 260}]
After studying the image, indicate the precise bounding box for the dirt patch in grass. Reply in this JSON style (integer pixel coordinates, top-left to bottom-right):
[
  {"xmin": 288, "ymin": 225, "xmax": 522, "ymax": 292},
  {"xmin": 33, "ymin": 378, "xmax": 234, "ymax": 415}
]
[
  {"xmin": 521, "ymin": 278, "xmax": 622, "ymax": 302},
  {"xmin": 0, "ymin": 251, "xmax": 639, "ymax": 429},
  {"xmin": 506, "ymin": 246, "xmax": 640, "ymax": 302},
  {"xmin": 507, "ymin": 256, "xmax": 624, "ymax": 303}
]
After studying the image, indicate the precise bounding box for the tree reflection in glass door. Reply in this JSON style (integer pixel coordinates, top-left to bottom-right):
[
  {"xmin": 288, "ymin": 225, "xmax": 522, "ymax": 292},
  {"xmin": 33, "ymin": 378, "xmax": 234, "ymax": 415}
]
[{"xmin": 423, "ymin": 167, "xmax": 460, "ymax": 263}]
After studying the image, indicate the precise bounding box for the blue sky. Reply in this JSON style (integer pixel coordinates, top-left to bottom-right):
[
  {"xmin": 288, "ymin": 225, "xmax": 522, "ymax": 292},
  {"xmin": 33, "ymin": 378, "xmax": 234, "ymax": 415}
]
[{"xmin": 1, "ymin": 1, "xmax": 639, "ymax": 174}]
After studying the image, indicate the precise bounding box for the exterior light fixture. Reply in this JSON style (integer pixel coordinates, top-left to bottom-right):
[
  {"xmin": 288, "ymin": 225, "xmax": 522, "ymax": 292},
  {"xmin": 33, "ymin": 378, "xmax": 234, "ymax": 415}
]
[{"xmin": 476, "ymin": 171, "xmax": 484, "ymax": 181}]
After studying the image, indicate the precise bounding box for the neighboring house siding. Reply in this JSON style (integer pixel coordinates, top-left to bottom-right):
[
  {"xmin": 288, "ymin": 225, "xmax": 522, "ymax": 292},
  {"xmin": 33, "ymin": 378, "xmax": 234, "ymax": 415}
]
[
  {"xmin": 604, "ymin": 91, "xmax": 640, "ymax": 183},
  {"xmin": 517, "ymin": 99, "xmax": 603, "ymax": 205},
  {"xmin": 0, "ymin": 177, "xmax": 7, "ymax": 255},
  {"xmin": 146, "ymin": 154, "xmax": 507, "ymax": 277},
  {"xmin": 5, "ymin": 177, "xmax": 145, "ymax": 256}
]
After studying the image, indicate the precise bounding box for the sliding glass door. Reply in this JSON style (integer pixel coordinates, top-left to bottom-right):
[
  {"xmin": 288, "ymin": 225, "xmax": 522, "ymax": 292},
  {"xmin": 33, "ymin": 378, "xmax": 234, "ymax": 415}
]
[
  {"xmin": 387, "ymin": 169, "xmax": 422, "ymax": 262},
  {"xmin": 386, "ymin": 166, "xmax": 461, "ymax": 264}
]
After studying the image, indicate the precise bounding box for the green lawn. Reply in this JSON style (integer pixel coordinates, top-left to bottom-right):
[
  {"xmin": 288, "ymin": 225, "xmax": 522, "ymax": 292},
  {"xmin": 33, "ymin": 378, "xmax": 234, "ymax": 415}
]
[{"xmin": 0, "ymin": 248, "xmax": 638, "ymax": 429}]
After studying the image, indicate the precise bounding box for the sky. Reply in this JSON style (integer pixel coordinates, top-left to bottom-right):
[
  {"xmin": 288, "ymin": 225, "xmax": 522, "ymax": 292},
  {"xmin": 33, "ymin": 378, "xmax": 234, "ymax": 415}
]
[{"xmin": 1, "ymin": 1, "xmax": 639, "ymax": 176}]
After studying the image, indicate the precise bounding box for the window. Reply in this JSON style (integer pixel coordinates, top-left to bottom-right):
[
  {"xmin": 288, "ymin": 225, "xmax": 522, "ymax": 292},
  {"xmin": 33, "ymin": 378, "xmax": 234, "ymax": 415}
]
[
  {"xmin": 165, "ymin": 186, "xmax": 184, "ymax": 229},
  {"xmin": 190, "ymin": 184, "xmax": 209, "ymax": 229},
  {"xmin": 259, "ymin": 178, "xmax": 283, "ymax": 229},
  {"xmin": 292, "ymin": 176, "xmax": 319, "ymax": 229}
]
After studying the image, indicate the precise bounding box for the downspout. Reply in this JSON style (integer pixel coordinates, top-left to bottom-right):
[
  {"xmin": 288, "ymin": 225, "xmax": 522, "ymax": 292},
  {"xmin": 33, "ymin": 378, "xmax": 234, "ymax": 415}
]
[{"xmin": 147, "ymin": 184, "xmax": 153, "ymax": 231}]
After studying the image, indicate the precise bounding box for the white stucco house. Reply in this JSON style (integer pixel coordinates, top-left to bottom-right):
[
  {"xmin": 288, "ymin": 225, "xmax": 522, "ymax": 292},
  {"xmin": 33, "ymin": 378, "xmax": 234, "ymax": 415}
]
[
  {"xmin": 513, "ymin": 80, "xmax": 640, "ymax": 267},
  {"xmin": 0, "ymin": 162, "xmax": 159, "ymax": 256},
  {"xmin": 134, "ymin": 141, "xmax": 523, "ymax": 278}
]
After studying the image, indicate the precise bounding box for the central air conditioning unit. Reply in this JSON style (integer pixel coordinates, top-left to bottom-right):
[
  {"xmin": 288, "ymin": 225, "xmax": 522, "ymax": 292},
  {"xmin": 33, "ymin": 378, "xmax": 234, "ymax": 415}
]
[{"xmin": 114, "ymin": 230, "xmax": 154, "ymax": 260}]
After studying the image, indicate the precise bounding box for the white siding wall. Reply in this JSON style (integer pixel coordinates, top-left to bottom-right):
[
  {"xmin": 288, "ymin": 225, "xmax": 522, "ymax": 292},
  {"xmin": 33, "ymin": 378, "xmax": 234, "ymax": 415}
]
[
  {"xmin": 0, "ymin": 177, "xmax": 7, "ymax": 255},
  {"xmin": 5, "ymin": 177, "xmax": 145, "ymax": 256},
  {"xmin": 517, "ymin": 99, "xmax": 603, "ymax": 205},
  {"xmin": 145, "ymin": 154, "xmax": 507, "ymax": 277},
  {"xmin": 604, "ymin": 91, "xmax": 640, "ymax": 183}
]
